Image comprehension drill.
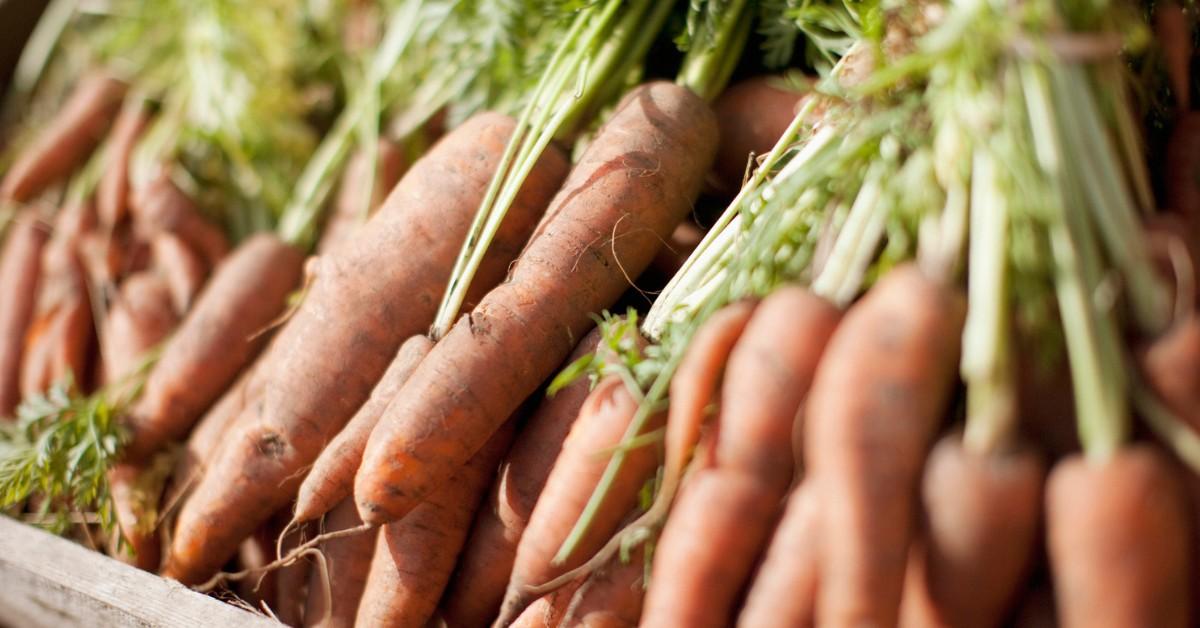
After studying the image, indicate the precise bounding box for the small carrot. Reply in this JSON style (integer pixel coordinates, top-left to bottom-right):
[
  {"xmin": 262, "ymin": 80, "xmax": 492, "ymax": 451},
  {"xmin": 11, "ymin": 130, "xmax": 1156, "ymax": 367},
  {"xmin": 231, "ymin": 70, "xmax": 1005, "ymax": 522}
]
[
  {"xmin": 97, "ymin": 99, "xmax": 151, "ymax": 227},
  {"xmin": 149, "ymin": 233, "xmax": 208, "ymax": 315},
  {"xmin": 1046, "ymin": 444, "xmax": 1193, "ymax": 627},
  {"xmin": 1, "ymin": 71, "xmax": 127, "ymax": 202},
  {"xmin": 100, "ymin": 272, "xmax": 178, "ymax": 384},
  {"xmin": 736, "ymin": 482, "xmax": 821, "ymax": 628},
  {"xmin": 354, "ymin": 424, "xmax": 514, "ymax": 628},
  {"xmin": 0, "ymin": 212, "xmax": 50, "ymax": 416},
  {"xmin": 437, "ymin": 326, "xmax": 604, "ymax": 628},
  {"xmin": 130, "ymin": 170, "xmax": 229, "ymax": 267},
  {"xmin": 292, "ymin": 334, "xmax": 434, "ymax": 524},
  {"xmin": 805, "ymin": 263, "xmax": 965, "ymax": 627}
]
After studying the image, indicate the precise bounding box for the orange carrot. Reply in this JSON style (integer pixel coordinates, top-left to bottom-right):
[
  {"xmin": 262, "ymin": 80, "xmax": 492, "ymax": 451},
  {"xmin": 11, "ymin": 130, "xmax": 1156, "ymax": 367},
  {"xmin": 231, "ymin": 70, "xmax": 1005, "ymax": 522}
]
[
  {"xmin": 505, "ymin": 581, "xmax": 582, "ymax": 628},
  {"xmin": 302, "ymin": 498, "xmax": 375, "ymax": 628},
  {"xmin": 108, "ymin": 463, "xmax": 162, "ymax": 572},
  {"xmin": 805, "ymin": 263, "xmax": 964, "ymax": 627},
  {"xmin": 122, "ymin": 233, "xmax": 304, "ymax": 461},
  {"xmin": 559, "ymin": 537, "xmax": 646, "ymax": 628},
  {"xmin": 97, "ymin": 100, "xmax": 151, "ymax": 227},
  {"xmin": 356, "ymin": 82, "xmax": 719, "ymax": 529},
  {"xmin": 317, "ymin": 139, "xmax": 405, "ymax": 256},
  {"xmin": 130, "ymin": 170, "xmax": 228, "ymax": 267},
  {"xmin": 496, "ymin": 376, "xmax": 663, "ymax": 625},
  {"xmin": 0, "ymin": 212, "xmax": 49, "ymax": 416},
  {"xmin": 711, "ymin": 75, "xmax": 806, "ymax": 193},
  {"xmin": 1047, "ymin": 445, "xmax": 1193, "ymax": 627},
  {"xmin": 1141, "ymin": 317, "xmax": 1200, "ymax": 432},
  {"xmin": 163, "ymin": 111, "xmax": 568, "ymax": 585},
  {"xmin": 901, "ymin": 436, "xmax": 1045, "ymax": 628},
  {"xmin": 101, "ymin": 272, "xmax": 178, "ymax": 384},
  {"xmin": 150, "ymin": 233, "xmax": 208, "ymax": 315},
  {"xmin": 436, "ymin": 326, "xmax": 603, "ymax": 628},
  {"xmin": 354, "ymin": 424, "xmax": 514, "ymax": 628},
  {"xmin": 1, "ymin": 71, "xmax": 127, "ymax": 202},
  {"xmin": 736, "ymin": 483, "xmax": 821, "ymax": 628},
  {"xmin": 292, "ymin": 334, "xmax": 434, "ymax": 524},
  {"xmin": 641, "ymin": 287, "xmax": 839, "ymax": 627}
]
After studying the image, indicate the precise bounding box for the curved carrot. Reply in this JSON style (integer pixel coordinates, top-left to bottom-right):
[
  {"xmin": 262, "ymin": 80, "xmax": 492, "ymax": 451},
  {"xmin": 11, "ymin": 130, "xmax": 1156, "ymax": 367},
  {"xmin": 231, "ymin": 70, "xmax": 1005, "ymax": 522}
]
[
  {"xmin": 805, "ymin": 263, "xmax": 965, "ymax": 627},
  {"xmin": 302, "ymin": 498, "xmax": 374, "ymax": 628},
  {"xmin": 0, "ymin": 212, "xmax": 49, "ymax": 416},
  {"xmin": 354, "ymin": 424, "xmax": 514, "ymax": 628},
  {"xmin": 355, "ymin": 82, "xmax": 718, "ymax": 528},
  {"xmin": 164, "ymin": 112, "xmax": 568, "ymax": 585},
  {"xmin": 901, "ymin": 435, "xmax": 1045, "ymax": 628},
  {"xmin": 736, "ymin": 482, "xmax": 821, "ymax": 628},
  {"xmin": 1047, "ymin": 445, "xmax": 1192, "ymax": 627},
  {"xmin": 123, "ymin": 232, "xmax": 304, "ymax": 461},
  {"xmin": 317, "ymin": 139, "xmax": 405, "ymax": 256},
  {"xmin": 293, "ymin": 334, "xmax": 433, "ymax": 524},
  {"xmin": 711, "ymin": 75, "xmax": 806, "ymax": 193},
  {"xmin": 97, "ymin": 100, "xmax": 151, "ymax": 227},
  {"xmin": 1, "ymin": 71, "xmax": 127, "ymax": 202},
  {"xmin": 130, "ymin": 171, "xmax": 228, "ymax": 267},
  {"xmin": 437, "ymin": 326, "xmax": 603, "ymax": 628}
]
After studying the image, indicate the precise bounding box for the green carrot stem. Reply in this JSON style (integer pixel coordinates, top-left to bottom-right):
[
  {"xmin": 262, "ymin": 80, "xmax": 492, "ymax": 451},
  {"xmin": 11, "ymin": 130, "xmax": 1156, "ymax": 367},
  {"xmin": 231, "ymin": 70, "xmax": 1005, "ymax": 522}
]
[{"xmin": 676, "ymin": 0, "xmax": 753, "ymax": 102}]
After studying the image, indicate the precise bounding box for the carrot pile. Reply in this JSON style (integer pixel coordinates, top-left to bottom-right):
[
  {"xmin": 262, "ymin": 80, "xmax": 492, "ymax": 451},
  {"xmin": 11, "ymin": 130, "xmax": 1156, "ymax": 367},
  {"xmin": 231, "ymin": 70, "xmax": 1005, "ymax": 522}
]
[{"xmin": 0, "ymin": 1, "xmax": 1198, "ymax": 626}]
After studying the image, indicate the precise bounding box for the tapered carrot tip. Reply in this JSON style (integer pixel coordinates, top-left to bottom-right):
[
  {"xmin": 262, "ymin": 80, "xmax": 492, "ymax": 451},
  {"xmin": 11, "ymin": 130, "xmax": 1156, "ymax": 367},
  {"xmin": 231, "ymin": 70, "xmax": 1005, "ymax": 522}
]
[{"xmin": 1047, "ymin": 445, "xmax": 1192, "ymax": 628}]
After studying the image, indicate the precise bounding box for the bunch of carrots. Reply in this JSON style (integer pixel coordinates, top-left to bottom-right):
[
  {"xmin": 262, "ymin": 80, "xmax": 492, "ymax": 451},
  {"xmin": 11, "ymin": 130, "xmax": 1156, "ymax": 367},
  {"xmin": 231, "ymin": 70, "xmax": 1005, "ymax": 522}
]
[{"xmin": 0, "ymin": 0, "xmax": 1198, "ymax": 626}]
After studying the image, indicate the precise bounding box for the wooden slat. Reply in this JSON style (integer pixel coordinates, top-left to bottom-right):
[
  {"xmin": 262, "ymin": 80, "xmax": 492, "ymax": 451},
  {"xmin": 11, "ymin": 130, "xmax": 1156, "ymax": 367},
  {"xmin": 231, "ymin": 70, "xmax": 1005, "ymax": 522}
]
[{"xmin": 0, "ymin": 516, "xmax": 278, "ymax": 628}]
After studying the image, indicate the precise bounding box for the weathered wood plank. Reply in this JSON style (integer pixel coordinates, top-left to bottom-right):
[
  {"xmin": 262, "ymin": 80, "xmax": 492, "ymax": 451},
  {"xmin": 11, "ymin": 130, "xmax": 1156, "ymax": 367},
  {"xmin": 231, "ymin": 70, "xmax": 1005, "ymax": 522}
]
[{"xmin": 0, "ymin": 516, "xmax": 278, "ymax": 628}]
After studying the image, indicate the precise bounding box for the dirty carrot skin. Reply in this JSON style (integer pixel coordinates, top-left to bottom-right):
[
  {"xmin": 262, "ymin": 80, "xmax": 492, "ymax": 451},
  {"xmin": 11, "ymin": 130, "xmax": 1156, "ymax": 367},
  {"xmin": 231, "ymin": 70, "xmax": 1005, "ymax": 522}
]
[
  {"xmin": 901, "ymin": 436, "xmax": 1045, "ymax": 628},
  {"xmin": 736, "ymin": 483, "xmax": 821, "ymax": 628},
  {"xmin": 302, "ymin": 498, "xmax": 375, "ymax": 628},
  {"xmin": 130, "ymin": 171, "xmax": 229, "ymax": 267},
  {"xmin": 1047, "ymin": 445, "xmax": 1193, "ymax": 628},
  {"xmin": 437, "ymin": 327, "xmax": 604, "ymax": 628},
  {"xmin": 122, "ymin": 232, "xmax": 304, "ymax": 461},
  {"xmin": 560, "ymin": 538, "xmax": 646, "ymax": 628},
  {"xmin": 163, "ymin": 112, "xmax": 568, "ymax": 585},
  {"xmin": 355, "ymin": 425, "xmax": 514, "ymax": 628},
  {"xmin": 97, "ymin": 100, "xmax": 151, "ymax": 227},
  {"xmin": 805, "ymin": 263, "xmax": 965, "ymax": 627},
  {"xmin": 101, "ymin": 272, "xmax": 178, "ymax": 383},
  {"xmin": 356, "ymin": 82, "xmax": 719, "ymax": 527},
  {"xmin": 0, "ymin": 212, "xmax": 49, "ymax": 417},
  {"xmin": 293, "ymin": 334, "xmax": 434, "ymax": 524},
  {"xmin": 317, "ymin": 139, "xmax": 405, "ymax": 256},
  {"xmin": 711, "ymin": 75, "xmax": 806, "ymax": 193},
  {"xmin": 0, "ymin": 71, "xmax": 127, "ymax": 202},
  {"xmin": 497, "ymin": 376, "xmax": 663, "ymax": 625},
  {"xmin": 641, "ymin": 288, "xmax": 839, "ymax": 628}
]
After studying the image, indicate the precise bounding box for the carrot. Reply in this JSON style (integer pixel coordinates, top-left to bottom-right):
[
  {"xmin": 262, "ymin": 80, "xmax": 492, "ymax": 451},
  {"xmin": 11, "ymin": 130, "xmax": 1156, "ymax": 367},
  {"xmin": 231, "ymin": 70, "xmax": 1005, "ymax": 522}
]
[
  {"xmin": 711, "ymin": 75, "xmax": 806, "ymax": 193},
  {"xmin": 97, "ymin": 100, "xmax": 151, "ymax": 227},
  {"xmin": 356, "ymin": 82, "xmax": 718, "ymax": 528},
  {"xmin": 101, "ymin": 272, "xmax": 178, "ymax": 383},
  {"xmin": 0, "ymin": 71, "xmax": 127, "ymax": 202},
  {"xmin": 163, "ymin": 111, "xmax": 569, "ymax": 585},
  {"xmin": 355, "ymin": 424, "xmax": 514, "ymax": 628},
  {"xmin": 302, "ymin": 498, "xmax": 374, "ymax": 628},
  {"xmin": 316, "ymin": 139, "xmax": 405, "ymax": 256},
  {"xmin": 130, "ymin": 170, "xmax": 229, "ymax": 267},
  {"xmin": 559, "ymin": 537, "xmax": 646, "ymax": 628},
  {"xmin": 1166, "ymin": 113, "xmax": 1200, "ymax": 234},
  {"xmin": 149, "ymin": 233, "xmax": 208, "ymax": 314},
  {"xmin": 437, "ymin": 326, "xmax": 603, "ymax": 628},
  {"xmin": 1046, "ymin": 444, "xmax": 1193, "ymax": 627},
  {"xmin": 900, "ymin": 436, "xmax": 1045, "ymax": 628},
  {"xmin": 108, "ymin": 462, "xmax": 162, "ymax": 572},
  {"xmin": 292, "ymin": 334, "xmax": 433, "ymax": 524},
  {"xmin": 496, "ymin": 376, "xmax": 663, "ymax": 625},
  {"xmin": 1156, "ymin": 1, "xmax": 1192, "ymax": 112},
  {"xmin": 0, "ymin": 212, "xmax": 50, "ymax": 416},
  {"xmin": 507, "ymin": 582, "xmax": 582, "ymax": 628},
  {"xmin": 1141, "ymin": 317, "xmax": 1200, "ymax": 432},
  {"xmin": 736, "ymin": 482, "xmax": 821, "ymax": 628},
  {"xmin": 805, "ymin": 263, "xmax": 964, "ymax": 627},
  {"xmin": 122, "ymin": 232, "xmax": 304, "ymax": 461},
  {"xmin": 642, "ymin": 287, "xmax": 839, "ymax": 627}
]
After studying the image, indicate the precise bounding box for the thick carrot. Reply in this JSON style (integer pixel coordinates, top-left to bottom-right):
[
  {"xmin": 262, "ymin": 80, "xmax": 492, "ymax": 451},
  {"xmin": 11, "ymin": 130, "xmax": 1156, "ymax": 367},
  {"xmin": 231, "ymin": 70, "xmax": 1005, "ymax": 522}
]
[
  {"xmin": 302, "ymin": 498, "xmax": 375, "ymax": 628},
  {"xmin": 356, "ymin": 82, "xmax": 718, "ymax": 527},
  {"xmin": 101, "ymin": 272, "xmax": 178, "ymax": 383},
  {"xmin": 0, "ymin": 212, "xmax": 49, "ymax": 416},
  {"xmin": 736, "ymin": 482, "xmax": 821, "ymax": 628},
  {"xmin": 130, "ymin": 171, "xmax": 229, "ymax": 267},
  {"xmin": 108, "ymin": 463, "xmax": 161, "ymax": 572},
  {"xmin": 122, "ymin": 233, "xmax": 304, "ymax": 461},
  {"xmin": 559, "ymin": 537, "xmax": 646, "ymax": 628},
  {"xmin": 149, "ymin": 233, "xmax": 208, "ymax": 315},
  {"xmin": 642, "ymin": 287, "xmax": 839, "ymax": 627},
  {"xmin": 1141, "ymin": 318, "xmax": 1200, "ymax": 432},
  {"xmin": 496, "ymin": 376, "xmax": 663, "ymax": 625},
  {"xmin": 901, "ymin": 435, "xmax": 1045, "ymax": 628},
  {"xmin": 1046, "ymin": 445, "xmax": 1192, "ymax": 627},
  {"xmin": 316, "ymin": 139, "xmax": 405, "ymax": 256},
  {"xmin": 293, "ymin": 334, "xmax": 434, "ymax": 524},
  {"xmin": 0, "ymin": 71, "xmax": 127, "ymax": 202},
  {"xmin": 97, "ymin": 100, "xmax": 151, "ymax": 227},
  {"xmin": 805, "ymin": 263, "xmax": 964, "ymax": 627},
  {"xmin": 711, "ymin": 75, "xmax": 805, "ymax": 194},
  {"xmin": 354, "ymin": 425, "xmax": 513, "ymax": 628},
  {"xmin": 163, "ymin": 111, "xmax": 568, "ymax": 585},
  {"xmin": 437, "ymin": 326, "xmax": 603, "ymax": 628}
]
